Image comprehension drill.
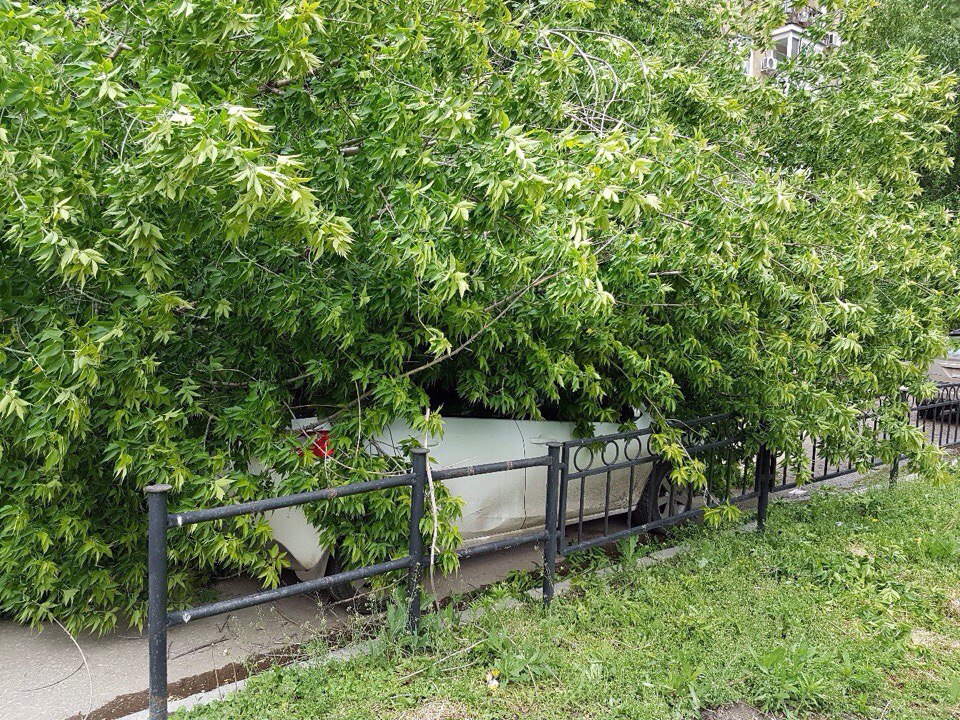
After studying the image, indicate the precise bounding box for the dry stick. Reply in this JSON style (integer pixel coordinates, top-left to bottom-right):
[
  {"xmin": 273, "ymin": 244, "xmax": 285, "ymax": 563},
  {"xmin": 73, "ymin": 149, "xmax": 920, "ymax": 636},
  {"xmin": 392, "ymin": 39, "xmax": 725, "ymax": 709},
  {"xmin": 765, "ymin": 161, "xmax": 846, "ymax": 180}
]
[
  {"xmin": 355, "ymin": 381, "xmax": 362, "ymax": 458},
  {"xmin": 170, "ymin": 635, "xmax": 232, "ymax": 661},
  {"xmin": 15, "ymin": 664, "xmax": 84, "ymax": 693},
  {"xmin": 396, "ymin": 637, "xmax": 486, "ymax": 684},
  {"xmin": 423, "ymin": 410, "xmax": 441, "ymax": 606},
  {"xmin": 53, "ymin": 618, "xmax": 94, "ymax": 720}
]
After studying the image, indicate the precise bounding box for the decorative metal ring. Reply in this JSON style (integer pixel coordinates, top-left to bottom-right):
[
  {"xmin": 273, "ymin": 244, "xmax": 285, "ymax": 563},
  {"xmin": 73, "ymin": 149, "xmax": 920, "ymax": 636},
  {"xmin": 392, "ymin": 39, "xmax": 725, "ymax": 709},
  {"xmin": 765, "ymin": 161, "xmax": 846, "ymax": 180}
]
[
  {"xmin": 623, "ymin": 436, "xmax": 642, "ymax": 462},
  {"xmin": 601, "ymin": 440, "xmax": 620, "ymax": 466},
  {"xmin": 573, "ymin": 445, "xmax": 595, "ymax": 473}
]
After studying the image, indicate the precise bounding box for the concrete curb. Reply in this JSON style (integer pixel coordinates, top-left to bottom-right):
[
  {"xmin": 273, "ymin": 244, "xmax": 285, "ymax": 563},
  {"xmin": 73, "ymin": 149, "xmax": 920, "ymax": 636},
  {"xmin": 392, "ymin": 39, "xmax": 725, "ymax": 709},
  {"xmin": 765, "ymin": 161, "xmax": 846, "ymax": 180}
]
[{"xmin": 119, "ymin": 640, "xmax": 375, "ymax": 719}]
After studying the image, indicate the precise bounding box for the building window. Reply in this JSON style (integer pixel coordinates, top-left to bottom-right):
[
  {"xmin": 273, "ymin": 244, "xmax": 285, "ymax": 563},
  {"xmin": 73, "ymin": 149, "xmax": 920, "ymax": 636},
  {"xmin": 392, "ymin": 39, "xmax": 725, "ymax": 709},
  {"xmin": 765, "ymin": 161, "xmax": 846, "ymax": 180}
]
[{"xmin": 772, "ymin": 27, "xmax": 812, "ymax": 62}]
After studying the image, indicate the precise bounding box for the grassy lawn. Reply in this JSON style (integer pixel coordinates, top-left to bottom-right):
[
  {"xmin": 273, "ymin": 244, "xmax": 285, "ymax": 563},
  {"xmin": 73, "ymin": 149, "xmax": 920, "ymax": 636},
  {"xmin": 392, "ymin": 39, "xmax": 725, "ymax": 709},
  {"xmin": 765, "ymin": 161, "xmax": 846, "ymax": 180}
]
[{"xmin": 181, "ymin": 473, "xmax": 960, "ymax": 720}]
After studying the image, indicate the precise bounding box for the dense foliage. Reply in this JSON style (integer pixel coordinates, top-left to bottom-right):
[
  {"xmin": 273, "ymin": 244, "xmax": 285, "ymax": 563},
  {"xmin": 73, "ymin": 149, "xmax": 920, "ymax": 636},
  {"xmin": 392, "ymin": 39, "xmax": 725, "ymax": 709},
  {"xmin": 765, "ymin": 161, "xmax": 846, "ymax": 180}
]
[
  {"xmin": 863, "ymin": 0, "xmax": 960, "ymax": 203},
  {"xmin": 1, "ymin": 0, "xmax": 957, "ymax": 631}
]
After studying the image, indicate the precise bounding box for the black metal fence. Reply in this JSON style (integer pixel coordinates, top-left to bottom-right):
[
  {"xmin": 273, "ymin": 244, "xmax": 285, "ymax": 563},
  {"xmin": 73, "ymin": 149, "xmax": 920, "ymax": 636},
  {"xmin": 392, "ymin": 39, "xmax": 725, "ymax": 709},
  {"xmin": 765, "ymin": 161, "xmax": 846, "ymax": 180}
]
[
  {"xmin": 556, "ymin": 414, "xmax": 776, "ymax": 556},
  {"xmin": 146, "ymin": 446, "xmax": 563, "ymax": 719},
  {"xmin": 765, "ymin": 381, "xmax": 960, "ymax": 492},
  {"xmin": 911, "ymin": 381, "xmax": 960, "ymax": 449},
  {"xmin": 145, "ymin": 383, "xmax": 960, "ymax": 719}
]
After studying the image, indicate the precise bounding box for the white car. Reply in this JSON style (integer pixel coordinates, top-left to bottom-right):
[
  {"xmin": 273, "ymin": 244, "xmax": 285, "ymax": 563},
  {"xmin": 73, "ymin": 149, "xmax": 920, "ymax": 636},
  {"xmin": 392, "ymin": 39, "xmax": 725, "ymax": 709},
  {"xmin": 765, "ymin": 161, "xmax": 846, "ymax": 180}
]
[{"xmin": 265, "ymin": 414, "xmax": 672, "ymax": 595}]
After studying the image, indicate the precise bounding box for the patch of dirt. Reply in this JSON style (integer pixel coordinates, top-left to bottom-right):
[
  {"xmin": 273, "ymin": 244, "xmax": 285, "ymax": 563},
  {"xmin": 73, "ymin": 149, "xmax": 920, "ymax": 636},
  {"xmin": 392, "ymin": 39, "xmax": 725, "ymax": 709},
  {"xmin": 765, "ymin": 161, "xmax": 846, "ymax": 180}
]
[
  {"xmin": 847, "ymin": 542, "xmax": 869, "ymax": 557},
  {"xmin": 701, "ymin": 702, "xmax": 773, "ymax": 720},
  {"xmin": 397, "ymin": 699, "xmax": 472, "ymax": 720},
  {"xmin": 946, "ymin": 594, "xmax": 960, "ymax": 620},
  {"xmin": 910, "ymin": 628, "xmax": 960, "ymax": 652},
  {"xmin": 70, "ymin": 646, "xmax": 305, "ymax": 720}
]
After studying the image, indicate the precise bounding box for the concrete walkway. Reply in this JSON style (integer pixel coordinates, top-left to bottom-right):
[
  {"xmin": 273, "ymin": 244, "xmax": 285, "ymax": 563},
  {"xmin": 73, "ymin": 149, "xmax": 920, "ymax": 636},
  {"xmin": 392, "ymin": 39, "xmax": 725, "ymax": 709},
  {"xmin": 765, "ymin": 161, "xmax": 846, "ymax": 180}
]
[
  {"xmin": 0, "ymin": 542, "xmax": 542, "ymax": 720},
  {"xmin": 0, "ymin": 471, "xmax": 873, "ymax": 720}
]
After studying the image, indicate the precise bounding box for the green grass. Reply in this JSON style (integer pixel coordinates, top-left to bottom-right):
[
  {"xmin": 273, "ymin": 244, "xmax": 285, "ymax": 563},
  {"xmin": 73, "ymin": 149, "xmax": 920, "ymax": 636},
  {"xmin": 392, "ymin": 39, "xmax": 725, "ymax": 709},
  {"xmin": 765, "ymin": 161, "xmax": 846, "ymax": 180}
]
[{"xmin": 181, "ymin": 474, "xmax": 960, "ymax": 719}]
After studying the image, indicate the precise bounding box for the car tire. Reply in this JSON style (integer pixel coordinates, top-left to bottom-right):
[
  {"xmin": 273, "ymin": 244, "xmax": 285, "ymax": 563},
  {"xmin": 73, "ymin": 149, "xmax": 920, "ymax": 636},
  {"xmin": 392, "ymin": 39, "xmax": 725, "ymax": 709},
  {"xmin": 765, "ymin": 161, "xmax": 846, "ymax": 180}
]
[
  {"xmin": 916, "ymin": 400, "xmax": 939, "ymax": 421},
  {"xmin": 633, "ymin": 460, "xmax": 683, "ymax": 526},
  {"xmin": 323, "ymin": 551, "xmax": 377, "ymax": 609}
]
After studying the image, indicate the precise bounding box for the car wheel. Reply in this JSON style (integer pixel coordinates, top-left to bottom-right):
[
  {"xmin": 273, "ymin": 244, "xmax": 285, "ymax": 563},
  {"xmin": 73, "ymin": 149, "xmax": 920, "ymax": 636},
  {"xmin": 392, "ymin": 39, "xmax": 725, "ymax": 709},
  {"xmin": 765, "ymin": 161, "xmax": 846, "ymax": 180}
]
[
  {"xmin": 633, "ymin": 461, "xmax": 684, "ymax": 526},
  {"xmin": 323, "ymin": 551, "xmax": 377, "ymax": 609},
  {"xmin": 917, "ymin": 401, "xmax": 939, "ymax": 421}
]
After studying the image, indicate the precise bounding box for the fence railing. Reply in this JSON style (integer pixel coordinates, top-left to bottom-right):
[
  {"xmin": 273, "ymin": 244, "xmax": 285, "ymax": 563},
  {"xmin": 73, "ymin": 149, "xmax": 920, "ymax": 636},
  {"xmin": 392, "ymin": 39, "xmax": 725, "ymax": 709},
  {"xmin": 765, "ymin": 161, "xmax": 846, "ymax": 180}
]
[
  {"xmin": 556, "ymin": 414, "xmax": 777, "ymax": 556},
  {"xmin": 910, "ymin": 381, "xmax": 960, "ymax": 449},
  {"xmin": 145, "ymin": 382, "xmax": 960, "ymax": 719},
  {"xmin": 146, "ymin": 445, "xmax": 561, "ymax": 719},
  {"xmin": 765, "ymin": 382, "xmax": 960, "ymax": 493}
]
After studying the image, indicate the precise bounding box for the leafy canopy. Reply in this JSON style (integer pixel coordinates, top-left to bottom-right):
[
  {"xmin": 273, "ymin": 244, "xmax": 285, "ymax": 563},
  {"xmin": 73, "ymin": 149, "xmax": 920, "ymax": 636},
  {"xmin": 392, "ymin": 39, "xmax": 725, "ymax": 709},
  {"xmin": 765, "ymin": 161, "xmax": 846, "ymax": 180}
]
[
  {"xmin": 0, "ymin": 0, "xmax": 957, "ymax": 631},
  {"xmin": 863, "ymin": 0, "xmax": 960, "ymax": 203}
]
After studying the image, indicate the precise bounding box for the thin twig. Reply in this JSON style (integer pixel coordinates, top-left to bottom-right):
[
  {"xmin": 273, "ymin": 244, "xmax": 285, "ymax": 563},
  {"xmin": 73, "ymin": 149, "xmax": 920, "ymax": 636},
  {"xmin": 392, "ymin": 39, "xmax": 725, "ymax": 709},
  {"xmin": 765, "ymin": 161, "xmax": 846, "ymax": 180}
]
[
  {"xmin": 423, "ymin": 410, "xmax": 440, "ymax": 598},
  {"xmin": 397, "ymin": 638, "xmax": 486, "ymax": 683},
  {"xmin": 53, "ymin": 618, "xmax": 94, "ymax": 719},
  {"xmin": 15, "ymin": 663, "xmax": 83, "ymax": 692}
]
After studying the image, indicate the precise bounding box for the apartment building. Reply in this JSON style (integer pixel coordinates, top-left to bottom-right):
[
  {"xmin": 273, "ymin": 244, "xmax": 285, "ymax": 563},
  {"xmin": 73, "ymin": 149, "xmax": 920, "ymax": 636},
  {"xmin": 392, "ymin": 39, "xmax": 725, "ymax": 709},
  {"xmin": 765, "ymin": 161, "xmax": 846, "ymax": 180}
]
[{"xmin": 743, "ymin": 2, "xmax": 841, "ymax": 78}]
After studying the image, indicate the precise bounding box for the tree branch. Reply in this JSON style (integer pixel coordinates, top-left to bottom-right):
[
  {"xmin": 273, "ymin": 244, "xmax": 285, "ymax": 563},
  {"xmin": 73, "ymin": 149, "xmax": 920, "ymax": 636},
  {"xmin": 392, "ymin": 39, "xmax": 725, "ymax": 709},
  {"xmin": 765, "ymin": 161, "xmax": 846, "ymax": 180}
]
[
  {"xmin": 108, "ymin": 42, "xmax": 132, "ymax": 60},
  {"xmin": 300, "ymin": 266, "xmax": 569, "ymax": 429}
]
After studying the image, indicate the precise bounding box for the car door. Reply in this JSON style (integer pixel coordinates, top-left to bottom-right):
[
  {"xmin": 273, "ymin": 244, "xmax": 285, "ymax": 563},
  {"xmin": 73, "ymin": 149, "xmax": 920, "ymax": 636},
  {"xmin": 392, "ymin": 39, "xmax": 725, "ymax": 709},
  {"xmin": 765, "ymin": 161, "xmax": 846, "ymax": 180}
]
[
  {"xmin": 380, "ymin": 417, "xmax": 528, "ymax": 542},
  {"xmin": 516, "ymin": 416, "xmax": 653, "ymax": 529}
]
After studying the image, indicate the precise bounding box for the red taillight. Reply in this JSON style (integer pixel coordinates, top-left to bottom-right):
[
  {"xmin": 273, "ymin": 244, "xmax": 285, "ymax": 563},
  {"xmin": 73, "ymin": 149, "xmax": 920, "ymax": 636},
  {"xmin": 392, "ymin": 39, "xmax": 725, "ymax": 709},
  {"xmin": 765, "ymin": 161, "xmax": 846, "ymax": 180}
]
[{"xmin": 295, "ymin": 429, "xmax": 333, "ymax": 459}]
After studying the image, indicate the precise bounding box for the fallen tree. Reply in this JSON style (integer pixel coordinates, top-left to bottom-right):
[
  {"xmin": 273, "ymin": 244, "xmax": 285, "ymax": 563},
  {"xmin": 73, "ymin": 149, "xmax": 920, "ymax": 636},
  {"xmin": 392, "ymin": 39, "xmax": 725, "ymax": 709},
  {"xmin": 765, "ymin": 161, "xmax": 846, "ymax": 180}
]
[{"xmin": 1, "ymin": 0, "xmax": 957, "ymax": 631}]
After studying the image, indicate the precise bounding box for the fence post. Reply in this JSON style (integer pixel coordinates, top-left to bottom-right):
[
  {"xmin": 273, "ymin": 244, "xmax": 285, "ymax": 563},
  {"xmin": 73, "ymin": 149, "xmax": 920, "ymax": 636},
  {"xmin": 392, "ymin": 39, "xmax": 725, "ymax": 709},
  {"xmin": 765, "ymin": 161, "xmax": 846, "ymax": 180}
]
[
  {"xmin": 891, "ymin": 388, "xmax": 908, "ymax": 487},
  {"xmin": 146, "ymin": 484, "xmax": 172, "ymax": 720},
  {"xmin": 755, "ymin": 444, "xmax": 771, "ymax": 533},
  {"xmin": 890, "ymin": 454, "xmax": 900, "ymax": 487},
  {"xmin": 407, "ymin": 448, "xmax": 428, "ymax": 633},
  {"xmin": 542, "ymin": 442, "xmax": 562, "ymax": 607}
]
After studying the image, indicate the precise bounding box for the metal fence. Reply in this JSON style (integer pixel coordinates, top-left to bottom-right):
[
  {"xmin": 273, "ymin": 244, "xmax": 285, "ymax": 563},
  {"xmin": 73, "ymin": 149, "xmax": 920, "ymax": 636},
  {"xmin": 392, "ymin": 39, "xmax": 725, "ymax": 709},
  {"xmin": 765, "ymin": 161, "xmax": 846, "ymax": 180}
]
[
  {"xmin": 145, "ymin": 383, "xmax": 960, "ymax": 719},
  {"xmin": 145, "ymin": 446, "xmax": 562, "ymax": 719},
  {"xmin": 556, "ymin": 414, "xmax": 776, "ymax": 557},
  {"xmin": 910, "ymin": 381, "xmax": 960, "ymax": 450},
  {"xmin": 765, "ymin": 381, "xmax": 960, "ymax": 492}
]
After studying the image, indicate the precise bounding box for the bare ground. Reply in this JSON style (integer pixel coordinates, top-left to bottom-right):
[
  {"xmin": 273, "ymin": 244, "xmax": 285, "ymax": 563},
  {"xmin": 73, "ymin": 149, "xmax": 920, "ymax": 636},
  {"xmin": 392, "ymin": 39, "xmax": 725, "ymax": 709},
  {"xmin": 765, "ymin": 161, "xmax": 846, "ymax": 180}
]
[{"xmin": 701, "ymin": 702, "xmax": 774, "ymax": 720}]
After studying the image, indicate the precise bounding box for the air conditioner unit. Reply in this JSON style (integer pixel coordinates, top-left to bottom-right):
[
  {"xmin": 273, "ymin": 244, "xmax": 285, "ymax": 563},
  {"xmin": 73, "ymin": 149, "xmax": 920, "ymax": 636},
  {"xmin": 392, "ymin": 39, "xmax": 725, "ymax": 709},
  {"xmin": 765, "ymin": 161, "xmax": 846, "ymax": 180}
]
[
  {"xmin": 760, "ymin": 56, "xmax": 778, "ymax": 73},
  {"xmin": 823, "ymin": 32, "xmax": 841, "ymax": 48}
]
